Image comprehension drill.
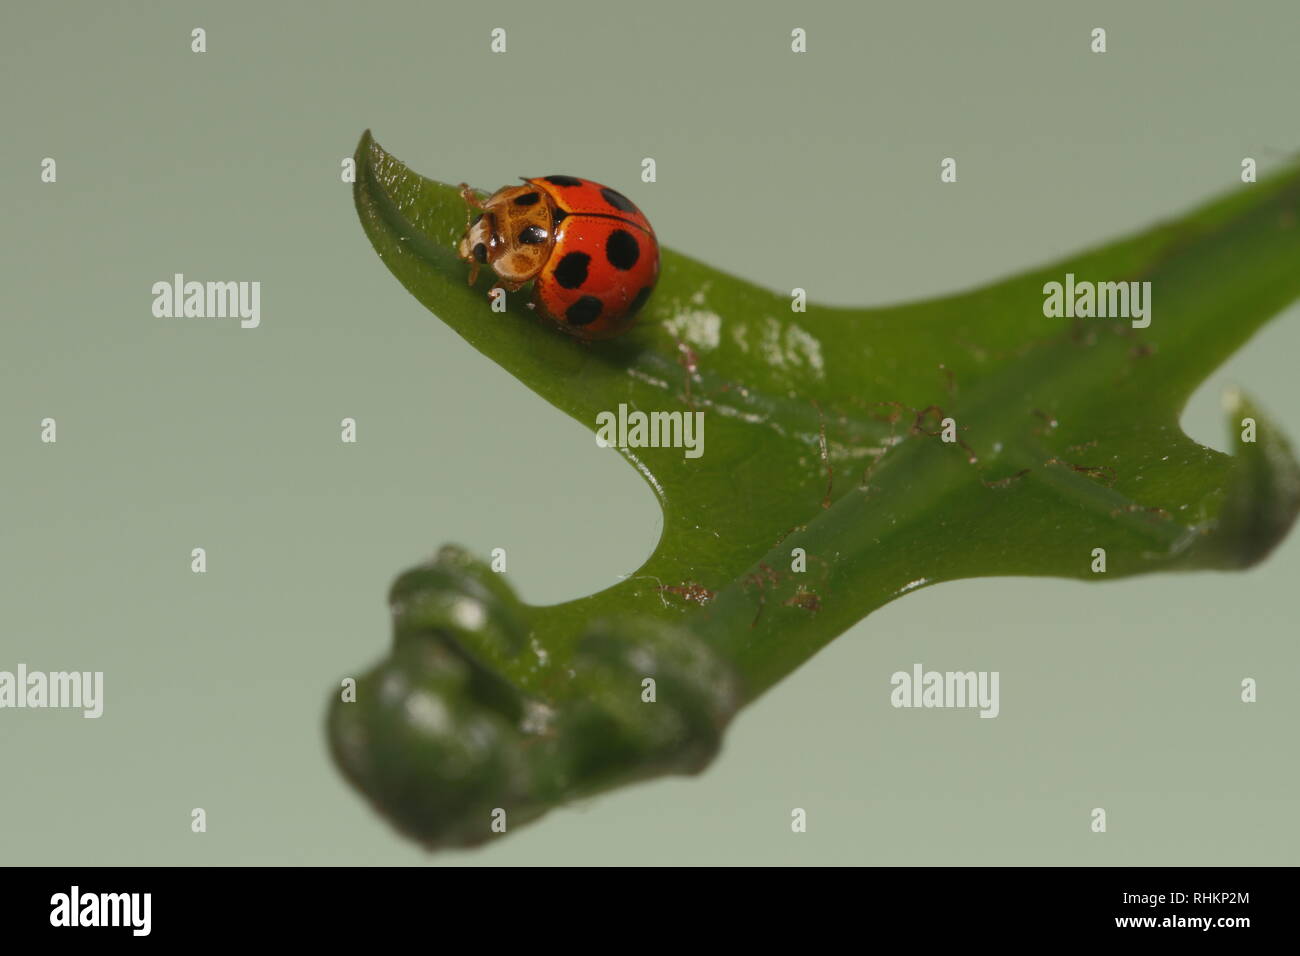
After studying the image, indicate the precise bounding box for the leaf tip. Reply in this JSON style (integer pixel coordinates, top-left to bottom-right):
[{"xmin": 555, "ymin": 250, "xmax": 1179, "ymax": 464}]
[{"xmin": 1190, "ymin": 390, "xmax": 1300, "ymax": 569}]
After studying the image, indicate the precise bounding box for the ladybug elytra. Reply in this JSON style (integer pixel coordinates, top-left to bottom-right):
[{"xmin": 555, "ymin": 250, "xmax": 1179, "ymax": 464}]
[{"xmin": 457, "ymin": 175, "xmax": 659, "ymax": 340}]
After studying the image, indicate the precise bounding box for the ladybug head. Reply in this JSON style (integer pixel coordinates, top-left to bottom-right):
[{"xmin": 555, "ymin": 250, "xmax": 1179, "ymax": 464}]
[{"xmin": 458, "ymin": 185, "xmax": 556, "ymax": 286}]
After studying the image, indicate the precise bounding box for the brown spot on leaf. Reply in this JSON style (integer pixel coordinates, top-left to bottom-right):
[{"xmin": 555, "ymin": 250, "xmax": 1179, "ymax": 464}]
[
  {"xmin": 1045, "ymin": 456, "xmax": 1117, "ymax": 485},
  {"xmin": 981, "ymin": 468, "xmax": 1031, "ymax": 489},
  {"xmin": 783, "ymin": 588, "xmax": 821, "ymax": 613},
  {"xmin": 656, "ymin": 581, "xmax": 715, "ymax": 606}
]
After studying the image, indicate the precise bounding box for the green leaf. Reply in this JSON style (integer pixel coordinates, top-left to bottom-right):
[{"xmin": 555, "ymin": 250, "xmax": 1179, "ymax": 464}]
[{"xmin": 331, "ymin": 130, "xmax": 1300, "ymax": 849}]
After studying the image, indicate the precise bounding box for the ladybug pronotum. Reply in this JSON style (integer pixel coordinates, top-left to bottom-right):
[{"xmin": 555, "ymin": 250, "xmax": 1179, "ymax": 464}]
[{"xmin": 457, "ymin": 175, "xmax": 659, "ymax": 340}]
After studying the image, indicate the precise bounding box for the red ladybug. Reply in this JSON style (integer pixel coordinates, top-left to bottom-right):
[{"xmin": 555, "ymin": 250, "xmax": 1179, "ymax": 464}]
[{"xmin": 457, "ymin": 175, "xmax": 659, "ymax": 340}]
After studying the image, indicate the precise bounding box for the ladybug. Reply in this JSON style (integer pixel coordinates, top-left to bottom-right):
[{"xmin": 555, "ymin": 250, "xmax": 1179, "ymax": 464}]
[{"xmin": 457, "ymin": 175, "xmax": 659, "ymax": 340}]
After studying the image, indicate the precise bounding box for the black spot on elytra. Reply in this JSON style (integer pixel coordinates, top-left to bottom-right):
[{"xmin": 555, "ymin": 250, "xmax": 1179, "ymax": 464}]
[
  {"xmin": 605, "ymin": 229, "xmax": 640, "ymax": 270},
  {"xmin": 566, "ymin": 295, "xmax": 603, "ymax": 326},
  {"xmin": 553, "ymin": 252, "xmax": 590, "ymax": 289},
  {"xmin": 628, "ymin": 285, "xmax": 653, "ymax": 317},
  {"xmin": 518, "ymin": 225, "xmax": 547, "ymax": 245},
  {"xmin": 551, "ymin": 207, "xmax": 568, "ymax": 229},
  {"xmin": 601, "ymin": 188, "xmax": 637, "ymax": 213},
  {"xmin": 513, "ymin": 191, "xmax": 541, "ymax": 206},
  {"xmin": 473, "ymin": 242, "xmax": 487, "ymax": 263},
  {"xmin": 545, "ymin": 175, "xmax": 585, "ymax": 187}
]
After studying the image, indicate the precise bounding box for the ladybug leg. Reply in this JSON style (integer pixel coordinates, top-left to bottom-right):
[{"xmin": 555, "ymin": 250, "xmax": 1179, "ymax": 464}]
[{"xmin": 458, "ymin": 183, "xmax": 487, "ymax": 210}]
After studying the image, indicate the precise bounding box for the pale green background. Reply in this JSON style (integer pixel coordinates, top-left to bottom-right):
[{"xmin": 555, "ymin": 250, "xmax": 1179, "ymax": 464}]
[{"xmin": 2, "ymin": 0, "xmax": 1297, "ymax": 865}]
